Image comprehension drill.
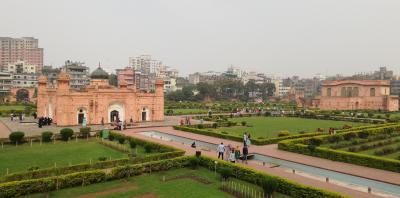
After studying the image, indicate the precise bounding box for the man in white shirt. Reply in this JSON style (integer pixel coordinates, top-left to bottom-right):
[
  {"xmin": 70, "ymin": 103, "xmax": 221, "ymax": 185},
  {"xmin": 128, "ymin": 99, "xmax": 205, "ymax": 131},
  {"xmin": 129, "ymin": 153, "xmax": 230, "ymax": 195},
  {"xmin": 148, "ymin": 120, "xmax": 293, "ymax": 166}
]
[{"xmin": 217, "ymin": 142, "xmax": 225, "ymax": 160}]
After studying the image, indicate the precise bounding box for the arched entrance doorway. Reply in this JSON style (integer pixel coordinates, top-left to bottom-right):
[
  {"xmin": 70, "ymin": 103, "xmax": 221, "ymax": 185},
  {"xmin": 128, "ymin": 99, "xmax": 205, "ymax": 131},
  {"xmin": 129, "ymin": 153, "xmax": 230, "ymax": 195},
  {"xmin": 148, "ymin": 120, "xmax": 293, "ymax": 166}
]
[
  {"xmin": 16, "ymin": 89, "xmax": 29, "ymax": 102},
  {"xmin": 110, "ymin": 110, "xmax": 119, "ymax": 122},
  {"xmin": 77, "ymin": 108, "xmax": 87, "ymax": 125},
  {"xmin": 141, "ymin": 107, "xmax": 149, "ymax": 121},
  {"xmin": 108, "ymin": 102, "xmax": 124, "ymax": 123}
]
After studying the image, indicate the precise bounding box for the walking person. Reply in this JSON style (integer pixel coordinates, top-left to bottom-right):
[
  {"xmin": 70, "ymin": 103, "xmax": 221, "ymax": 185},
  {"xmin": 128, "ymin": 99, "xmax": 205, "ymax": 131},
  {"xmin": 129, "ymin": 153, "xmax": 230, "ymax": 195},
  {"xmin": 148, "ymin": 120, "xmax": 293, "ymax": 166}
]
[
  {"xmin": 225, "ymin": 144, "xmax": 232, "ymax": 161},
  {"xmin": 242, "ymin": 145, "xmax": 249, "ymax": 164},
  {"xmin": 246, "ymin": 133, "xmax": 252, "ymax": 147},
  {"xmin": 243, "ymin": 132, "xmax": 248, "ymax": 146},
  {"xmin": 217, "ymin": 142, "xmax": 225, "ymax": 160}
]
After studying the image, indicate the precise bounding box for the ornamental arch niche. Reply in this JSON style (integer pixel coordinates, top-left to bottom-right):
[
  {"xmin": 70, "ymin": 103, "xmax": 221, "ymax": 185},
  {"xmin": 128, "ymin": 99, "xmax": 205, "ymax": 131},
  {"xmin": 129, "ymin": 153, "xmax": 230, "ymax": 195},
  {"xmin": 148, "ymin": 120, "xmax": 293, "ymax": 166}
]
[{"xmin": 108, "ymin": 102, "xmax": 125, "ymax": 123}]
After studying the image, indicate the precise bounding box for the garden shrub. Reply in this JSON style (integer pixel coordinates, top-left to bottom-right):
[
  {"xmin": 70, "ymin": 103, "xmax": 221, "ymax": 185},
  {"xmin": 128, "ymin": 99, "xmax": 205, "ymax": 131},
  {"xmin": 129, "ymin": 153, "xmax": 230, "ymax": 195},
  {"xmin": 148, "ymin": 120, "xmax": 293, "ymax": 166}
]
[
  {"xmin": 308, "ymin": 138, "xmax": 323, "ymax": 146},
  {"xmin": 343, "ymin": 132, "xmax": 357, "ymax": 141},
  {"xmin": 144, "ymin": 144, "xmax": 153, "ymax": 153},
  {"xmin": 108, "ymin": 133, "xmax": 115, "ymax": 141},
  {"xmin": 219, "ymin": 166, "xmax": 233, "ymax": 181},
  {"xmin": 118, "ymin": 136, "xmax": 125, "ymax": 144},
  {"xmin": 41, "ymin": 131, "xmax": 53, "ymax": 142},
  {"xmin": 278, "ymin": 131, "xmax": 290, "ymax": 137},
  {"xmin": 358, "ymin": 131, "xmax": 369, "ymax": 139},
  {"xmin": 241, "ymin": 121, "xmax": 247, "ymax": 126},
  {"xmin": 189, "ymin": 157, "xmax": 201, "ymax": 169},
  {"xmin": 98, "ymin": 157, "xmax": 107, "ymax": 161},
  {"xmin": 60, "ymin": 128, "xmax": 73, "ymax": 141},
  {"xmin": 79, "ymin": 127, "xmax": 91, "ymax": 137},
  {"xmin": 9, "ymin": 131, "xmax": 25, "ymax": 144},
  {"xmin": 212, "ymin": 123, "xmax": 218, "ymax": 129},
  {"xmin": 327, "ymin": 135, "xmax": 341, "ymax": 143},
  {"xmin": 197, "ymin": 124, "xmax": 205, "ymax": 129},
  {"xmin": 129, "ymin": 140, "xmax": 137, "ymax": 148},
  {"xmin": 261, "ymin": 177, "xmax": 278, "ymax": 198}
]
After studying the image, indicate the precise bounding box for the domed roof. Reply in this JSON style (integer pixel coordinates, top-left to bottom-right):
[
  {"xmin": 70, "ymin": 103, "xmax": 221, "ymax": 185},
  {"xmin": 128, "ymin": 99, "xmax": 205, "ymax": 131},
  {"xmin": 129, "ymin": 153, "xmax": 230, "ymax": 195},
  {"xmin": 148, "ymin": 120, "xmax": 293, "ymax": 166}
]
[{"xmin": 90, "ymin": 67, "xmax": 109, "ymax": 79}]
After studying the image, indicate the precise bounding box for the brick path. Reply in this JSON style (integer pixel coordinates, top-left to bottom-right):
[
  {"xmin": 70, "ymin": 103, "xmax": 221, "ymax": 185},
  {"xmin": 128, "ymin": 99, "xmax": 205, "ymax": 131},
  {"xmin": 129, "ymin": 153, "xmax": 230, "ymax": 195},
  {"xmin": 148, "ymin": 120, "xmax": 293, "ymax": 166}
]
[{"xmin": 122, "ymin": 126, "xmax": 400, "ymax": 198}]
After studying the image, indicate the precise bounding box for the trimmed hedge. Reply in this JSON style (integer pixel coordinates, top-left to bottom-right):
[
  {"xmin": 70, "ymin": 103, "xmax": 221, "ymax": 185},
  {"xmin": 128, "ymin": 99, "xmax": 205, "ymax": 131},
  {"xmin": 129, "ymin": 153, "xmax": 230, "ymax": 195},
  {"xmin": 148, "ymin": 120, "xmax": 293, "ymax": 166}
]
[
  {"xmin": 278, "ymin": 124, "xmax": 400, "ymax": 172},
  {"xmin": 0, "ymin": 156, "xmax": 345, "ymax": 198},
  {"xmin": 174, "ymin": 123, "xmax": 397, "ymax": 145},
  {"xmin": 198, "ymin": 156, "xmax": 346, "ymax": 198},
  {"xmin": 0, "ymin": 170, "xmax": 106, "ymax": 198}
]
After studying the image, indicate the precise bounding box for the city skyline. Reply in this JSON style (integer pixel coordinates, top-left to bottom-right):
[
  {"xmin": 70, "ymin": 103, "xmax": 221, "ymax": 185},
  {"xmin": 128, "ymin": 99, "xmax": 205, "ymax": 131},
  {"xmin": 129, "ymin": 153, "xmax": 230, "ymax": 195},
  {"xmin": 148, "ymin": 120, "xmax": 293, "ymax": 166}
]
[{"xmin": 1, "ymin": 0, "xmax": 400, "ymax": 77}]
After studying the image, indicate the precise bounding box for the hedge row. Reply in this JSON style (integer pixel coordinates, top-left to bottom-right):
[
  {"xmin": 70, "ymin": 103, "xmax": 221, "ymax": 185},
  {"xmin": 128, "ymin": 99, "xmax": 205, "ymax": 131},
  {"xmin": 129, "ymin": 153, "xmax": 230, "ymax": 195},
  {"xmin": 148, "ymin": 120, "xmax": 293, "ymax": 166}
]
[
  {"xmin": 173, "ymin": 124, "xmax": 389, "ymax": 145},
  {"xmin": 199, "ymin": 156, "xmax": 346, "ymax": 198},
  {"xmin": 278, "ymin": 124, "xmax": 400, "ymax": 172},
  {"xmin": 0, "ymin": 157, "xmax": 191, "ymax": 198},
  {"xmin": 109, "ymin": 131, "xmax": 178, "ymax": 153},
  {"xmin": 0, "ymin": 155, "xmax": 346, "ymax": 198},
  {"xmin": 1, "ymin": 150, "xmax": 185, "ymax": 183},
  {"xmin": 0, "ymin": 170, "xmax": 106, "ymax": 198}
]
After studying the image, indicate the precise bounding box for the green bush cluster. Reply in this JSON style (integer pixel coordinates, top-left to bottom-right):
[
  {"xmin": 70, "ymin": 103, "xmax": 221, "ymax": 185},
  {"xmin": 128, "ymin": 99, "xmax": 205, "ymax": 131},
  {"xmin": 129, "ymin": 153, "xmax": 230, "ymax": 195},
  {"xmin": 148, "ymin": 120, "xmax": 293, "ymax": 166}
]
[
  {"xmin": 41, "ymin": 131, "xmax": 53, "ymax": 142},
  {"xmin": 278, "ymin": 124, "xmax": 400, "ymax": 172},
  {"xmin": 109, "ymin": 131, "xmax": 176, "ymax": 153},
  {"xmin": 9, "ymin": 132, "xmax": 24, "ymax": 144},
  {"xmin": 174, "ymin": 125, "xmax": 322, "ymax": 145},
  {"xmin": 59, "ymin": 128, "xmax": 74, "ymax": 141},
  {"xmin": 79, "ymin": 127, "xmax": 91, "ymax": 137},
  {"xmin": 0, "ymin": 170, "xmax": 106, "ymax": 198},
  {"xmin": 198, "ymin": 156, "xmax": 345, "ymax": 198},
  {"xmin": 0, "ymin": 155, "xmax": 345, "ymax": 198}
]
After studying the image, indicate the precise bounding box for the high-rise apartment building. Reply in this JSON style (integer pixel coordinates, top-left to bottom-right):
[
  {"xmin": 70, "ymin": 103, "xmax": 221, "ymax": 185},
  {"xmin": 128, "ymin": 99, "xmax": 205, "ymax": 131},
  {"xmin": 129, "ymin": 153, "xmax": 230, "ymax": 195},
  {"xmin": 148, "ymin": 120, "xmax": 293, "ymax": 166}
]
[
  {"xmin": 63, "ymin": 60, "xmax": 90, "ymax": 90},
  {"xmin": 0, "ymin": 37, "xmax": 43, "ymax": 72}
]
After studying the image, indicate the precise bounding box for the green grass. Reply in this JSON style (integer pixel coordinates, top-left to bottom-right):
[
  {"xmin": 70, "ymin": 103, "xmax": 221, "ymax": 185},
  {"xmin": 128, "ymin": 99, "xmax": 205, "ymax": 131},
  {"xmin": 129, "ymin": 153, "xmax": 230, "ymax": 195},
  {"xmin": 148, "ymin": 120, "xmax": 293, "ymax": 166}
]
[
  {"xmin": 320, "ymin": 135, "xmax": 400, "ymax": 160},
  {"xmin": 25, "ymin": 168, "xmax": 290, "ymax": 198},
  {"xmin": 165, "ymin": 108, "xmax": 209, "ymax": 115},
  {"xmin": 0, "ymin": 139, "xmax": 128, "ymax": 175},
  {"xmin": 214, "ymin": 117, "xmax": 365, "ymax": 138},
  {"xmin": 0, "ymin": 105, "xmax": 35, "ymax": 111}
]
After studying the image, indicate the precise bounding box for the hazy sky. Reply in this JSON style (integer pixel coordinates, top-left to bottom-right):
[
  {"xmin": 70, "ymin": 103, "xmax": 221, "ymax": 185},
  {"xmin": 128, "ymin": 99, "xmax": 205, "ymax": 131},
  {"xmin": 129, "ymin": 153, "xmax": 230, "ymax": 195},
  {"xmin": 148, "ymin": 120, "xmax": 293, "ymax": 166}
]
[{"xmin": 1, "ymin": 0, "xmax": 400, "ymax": 77}]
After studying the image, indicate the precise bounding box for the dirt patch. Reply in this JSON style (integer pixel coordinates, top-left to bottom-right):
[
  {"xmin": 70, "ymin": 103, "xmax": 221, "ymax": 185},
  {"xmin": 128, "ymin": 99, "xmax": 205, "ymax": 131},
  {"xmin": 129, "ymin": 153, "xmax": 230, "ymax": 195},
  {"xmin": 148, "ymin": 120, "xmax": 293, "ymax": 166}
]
[
  {"xmin": 163, "ymin": 174, "xmax": 212, "ymax": 184},
  {"xmin": 74, "ymin": 182, "xmax": 138, "ymax": 198}
]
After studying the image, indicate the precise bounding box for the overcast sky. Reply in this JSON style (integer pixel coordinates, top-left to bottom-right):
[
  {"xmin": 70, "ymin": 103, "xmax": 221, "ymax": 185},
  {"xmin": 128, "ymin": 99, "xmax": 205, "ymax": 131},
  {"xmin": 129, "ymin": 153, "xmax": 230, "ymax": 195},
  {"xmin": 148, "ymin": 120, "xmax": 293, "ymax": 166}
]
[{"xmin": 1, "ymin": 0, "xmax": 400, "ymax": 77}]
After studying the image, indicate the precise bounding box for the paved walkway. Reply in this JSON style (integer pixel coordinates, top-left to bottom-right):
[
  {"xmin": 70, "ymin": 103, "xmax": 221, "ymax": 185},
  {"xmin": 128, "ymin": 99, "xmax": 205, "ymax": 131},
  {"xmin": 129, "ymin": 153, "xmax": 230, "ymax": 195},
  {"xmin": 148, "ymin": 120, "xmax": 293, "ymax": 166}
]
[
  {"xmin": 0, "ymin": 116, "xmax": 208, "ymax": 137},
  {"xmin": 122, "ymin": 126, "xmax": 400, "ymax": 198}
]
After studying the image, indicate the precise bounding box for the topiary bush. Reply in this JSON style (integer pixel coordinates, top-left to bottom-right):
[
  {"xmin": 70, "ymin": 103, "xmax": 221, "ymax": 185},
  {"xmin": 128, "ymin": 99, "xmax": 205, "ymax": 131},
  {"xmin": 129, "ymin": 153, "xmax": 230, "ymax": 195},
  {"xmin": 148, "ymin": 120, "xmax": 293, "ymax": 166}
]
[
  {"xmin": 309, "ymin": 137, "xmax": 323, "ymax": 146},
  {"xmin": 41, "ymin": 131, "xmax": 53, "ymax": 142},
  {"xmin": 9, "ymin": 131, "xmax": 25, "ymax": 144},
  {"xmin": 343, "ymin": 132, "xmax": 357, "ymax": 141},
  {"xmin": 278, "ymin": 131, "xmax": 290, "ymax": 137},
  {"xmin": 79, "ymin": 127, "xmax": 91, "ymax": 137},
  {"xmin": 358, "ymin": 131, "xmax": 369, "ymax": 139},
  {"xmin": 60, "ymin": 128, "xmax": 74, "ymax": 141},
  {"xmin": 241, "ymin": 121, "xmax": 247, "ymax": 126}
]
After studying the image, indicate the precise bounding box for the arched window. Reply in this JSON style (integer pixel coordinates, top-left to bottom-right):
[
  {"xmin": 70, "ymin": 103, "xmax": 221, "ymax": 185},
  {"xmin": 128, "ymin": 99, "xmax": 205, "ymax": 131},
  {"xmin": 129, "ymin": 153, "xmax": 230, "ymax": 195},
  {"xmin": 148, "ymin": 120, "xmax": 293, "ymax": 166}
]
[{"xmin": 370, "ymin": 88, "xmax": 376, "ymax": 96}]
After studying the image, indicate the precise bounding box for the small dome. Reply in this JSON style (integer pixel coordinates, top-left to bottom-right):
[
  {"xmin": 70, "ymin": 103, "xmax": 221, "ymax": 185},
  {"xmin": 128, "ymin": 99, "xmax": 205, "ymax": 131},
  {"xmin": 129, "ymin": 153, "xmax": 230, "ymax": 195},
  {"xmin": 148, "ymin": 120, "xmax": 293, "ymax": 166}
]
[{"xmin": 90, "ymin": 67, "xmax": 109, "ymax": 79}]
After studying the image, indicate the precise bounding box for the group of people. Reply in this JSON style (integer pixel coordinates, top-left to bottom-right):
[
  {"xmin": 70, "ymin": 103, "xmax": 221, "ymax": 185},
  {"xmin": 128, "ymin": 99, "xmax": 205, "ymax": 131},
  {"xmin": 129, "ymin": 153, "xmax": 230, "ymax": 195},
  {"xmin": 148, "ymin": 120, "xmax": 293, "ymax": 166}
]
[
  {"xmin": 180, "ymin": 116, "xmax": 192, "ymax": 126},
  {"xmin": 328, "ymin": 127, "xmax": 336, "ymax": 135},
  {"xmin": 216, "ymin": 132, "xmax": 251, "ymax": 164},
  {"xmin": 10, "ymin": 113, "xmax": 26, "ymax": 122},
  {"xmin": 38, "ymin": 117, "xmax": 52, "ymax": 128}
]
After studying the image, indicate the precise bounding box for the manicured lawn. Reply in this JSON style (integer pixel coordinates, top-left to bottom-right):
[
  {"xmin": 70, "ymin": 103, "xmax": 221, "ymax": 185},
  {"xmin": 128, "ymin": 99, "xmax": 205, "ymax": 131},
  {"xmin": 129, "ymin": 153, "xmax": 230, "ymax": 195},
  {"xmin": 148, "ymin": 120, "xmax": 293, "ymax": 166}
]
[
  {"xmin": 320, "ymin": 134, "xmax": 400, "ymax": 160},
  {"xmin": 25, "ymin": 168, "xmax": 290, "ymax": 198},
  {"xmin": 165, "ymin": 108, "xmax": 209, "ymax": 115},
  {"xmin": 0, "ymin": 139, "xmax": 128, "ymax": 175},
  {"xmin": 214, "ymin": 117, "xmax": 365, "ymax": 138}
]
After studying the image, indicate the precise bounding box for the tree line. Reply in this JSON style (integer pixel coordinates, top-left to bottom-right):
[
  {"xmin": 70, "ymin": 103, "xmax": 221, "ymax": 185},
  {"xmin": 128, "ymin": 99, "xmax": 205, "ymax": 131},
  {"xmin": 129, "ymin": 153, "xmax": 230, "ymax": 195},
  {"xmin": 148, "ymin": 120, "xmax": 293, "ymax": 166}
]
[{"xmin": 166, "ymin": 79, "xmax": 275, "ymax": 102}]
